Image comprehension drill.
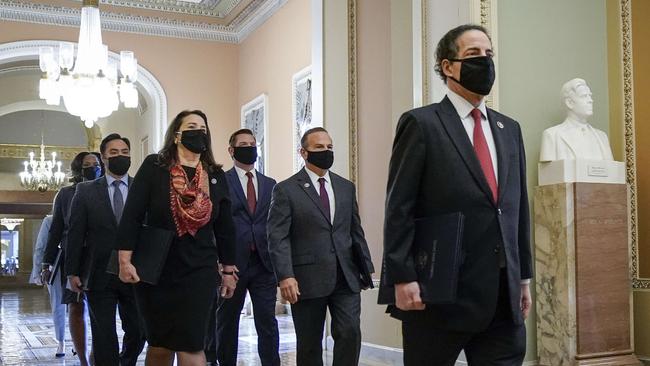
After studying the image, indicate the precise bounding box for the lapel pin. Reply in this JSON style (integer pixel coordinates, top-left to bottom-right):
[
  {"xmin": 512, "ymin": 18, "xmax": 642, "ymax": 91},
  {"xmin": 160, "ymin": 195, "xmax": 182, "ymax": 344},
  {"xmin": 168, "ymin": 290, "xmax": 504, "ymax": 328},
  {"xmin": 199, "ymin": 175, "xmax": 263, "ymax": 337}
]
[
  {"xmin": 496, "ymin": 121, "xmax": 504, "ymax": 129},
  {"xmin": 211, "ymin": 178, "xmax": 217, "ymax": 184},
  {"xmin": 304, "ymin": 183, "xmax": 310, "ymax": 188}
]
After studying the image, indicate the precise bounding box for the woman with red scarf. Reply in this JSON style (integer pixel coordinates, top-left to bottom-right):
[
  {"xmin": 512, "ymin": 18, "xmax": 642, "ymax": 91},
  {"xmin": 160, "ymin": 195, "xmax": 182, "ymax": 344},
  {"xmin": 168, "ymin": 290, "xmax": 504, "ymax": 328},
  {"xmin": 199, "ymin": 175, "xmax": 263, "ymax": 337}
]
[{"xmin": 117, "ymin": 110, "xmax": 237, "ymax": 366}]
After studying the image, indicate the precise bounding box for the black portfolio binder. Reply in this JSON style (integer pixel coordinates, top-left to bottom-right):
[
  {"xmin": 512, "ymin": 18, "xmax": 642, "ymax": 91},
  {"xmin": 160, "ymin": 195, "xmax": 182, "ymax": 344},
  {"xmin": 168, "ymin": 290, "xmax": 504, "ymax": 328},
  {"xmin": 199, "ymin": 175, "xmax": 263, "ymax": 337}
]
[
  {"xmin": 413, "ymin": 212, "xmax": 465, "ymax": 304},
  {"xmin": 107, "ymin": 225, "xmax": 174, "ymax": 285},
  {"xmin": 48, "ymin": 248, "xmax": 62, "ymax": 286},
  {"xmin": 352, "ymin": 241, "xmax": 374, "ymax": 289}
]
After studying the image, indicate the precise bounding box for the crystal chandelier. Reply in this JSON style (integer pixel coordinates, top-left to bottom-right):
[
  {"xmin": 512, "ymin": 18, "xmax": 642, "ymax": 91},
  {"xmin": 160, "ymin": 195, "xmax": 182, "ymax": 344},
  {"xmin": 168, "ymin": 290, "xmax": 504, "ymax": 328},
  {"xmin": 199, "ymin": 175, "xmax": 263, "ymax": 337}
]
[
  {"xmin": 19, "ymin": 139, "xmax": 66, "ymax": 192},
  {"xmin": 38, "ymin": 0, "xmax": 138, "ymax": 128}
]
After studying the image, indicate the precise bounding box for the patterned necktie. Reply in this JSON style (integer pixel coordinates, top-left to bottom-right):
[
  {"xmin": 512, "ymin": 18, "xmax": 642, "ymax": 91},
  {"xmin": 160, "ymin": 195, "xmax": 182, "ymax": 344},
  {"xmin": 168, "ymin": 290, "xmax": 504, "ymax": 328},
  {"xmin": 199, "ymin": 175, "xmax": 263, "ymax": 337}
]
[
  {"xmin": 318, "ymin": 177, "xmax": 331, "ymax": 223},
  {"xmin": 471, "ymin": 108, "xmax": 498, "ymax": 203},
  {"xmin": 112, "ymin": 180, "xmax": 124, "ymax": 223},
  {"xmin": 246, "ymin": 171, "xmax": 256, "ymax": 214}
]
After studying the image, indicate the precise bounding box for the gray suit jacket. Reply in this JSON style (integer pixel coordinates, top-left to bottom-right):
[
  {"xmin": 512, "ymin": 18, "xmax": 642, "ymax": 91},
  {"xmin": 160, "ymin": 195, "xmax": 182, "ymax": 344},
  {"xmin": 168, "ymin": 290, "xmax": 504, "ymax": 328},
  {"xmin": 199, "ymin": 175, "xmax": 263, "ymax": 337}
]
[{"xmin": 267, "ymin": 168, "xmax": 374, "ymax": 300}]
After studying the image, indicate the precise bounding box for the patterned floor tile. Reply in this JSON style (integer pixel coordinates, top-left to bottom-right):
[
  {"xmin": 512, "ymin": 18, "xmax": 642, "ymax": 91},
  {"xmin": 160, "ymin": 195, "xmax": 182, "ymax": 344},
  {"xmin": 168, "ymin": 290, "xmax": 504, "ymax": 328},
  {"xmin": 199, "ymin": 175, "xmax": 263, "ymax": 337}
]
[{"xmin": 0, "ymin": 289, "xmax": 393, "ymax": 365}]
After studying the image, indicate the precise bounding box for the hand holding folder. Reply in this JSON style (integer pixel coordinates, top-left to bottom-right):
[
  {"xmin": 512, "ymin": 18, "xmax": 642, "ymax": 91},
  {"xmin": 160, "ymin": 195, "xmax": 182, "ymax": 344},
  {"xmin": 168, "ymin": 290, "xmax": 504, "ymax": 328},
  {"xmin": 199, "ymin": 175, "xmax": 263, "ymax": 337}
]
[
  {"xmin": 107, "ymin": 225, "xmax": 174, "ymax": 285},
  {"xmin": 379, "ymin": 212, "xmax": 464, "ymax": 305}
]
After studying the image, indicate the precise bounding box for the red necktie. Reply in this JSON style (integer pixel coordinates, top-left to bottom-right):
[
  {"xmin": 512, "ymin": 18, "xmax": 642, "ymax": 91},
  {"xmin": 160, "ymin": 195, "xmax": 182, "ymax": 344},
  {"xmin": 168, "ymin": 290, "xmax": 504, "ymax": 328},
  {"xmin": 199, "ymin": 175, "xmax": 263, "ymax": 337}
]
[
  {"xmin": 246, "ymin": 172, "xmax": 257, "ymax": 251},
  {"xmin": 318, "ymin": 177, "xmax": 331, "ymax": 223},
  {"xmin": 246, "ymin": 171, "xmax": 256, "ymax": 214},
  {"xmin": 471, "ymin": 108, "xmax": 498, "ymax": 203}
]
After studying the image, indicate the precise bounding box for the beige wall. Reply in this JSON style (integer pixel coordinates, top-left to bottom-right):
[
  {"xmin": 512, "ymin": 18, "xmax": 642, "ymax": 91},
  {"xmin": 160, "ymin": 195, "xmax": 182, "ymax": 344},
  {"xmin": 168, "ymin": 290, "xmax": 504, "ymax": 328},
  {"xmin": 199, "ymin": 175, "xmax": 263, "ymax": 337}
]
[
  {"xmin": 0, "ymin": 20, "xmax": 240, "ymax": 164},
  {"xmin": 357, "ymin": 0, "xmax": 401, "ymax": 348},
  {"xmin": 357, "ymin": 0, "xmax": 391, "ymax": 286},
  {"xmin": 238, "ymin": 0, "xmax": 311, "ymax": 181}
]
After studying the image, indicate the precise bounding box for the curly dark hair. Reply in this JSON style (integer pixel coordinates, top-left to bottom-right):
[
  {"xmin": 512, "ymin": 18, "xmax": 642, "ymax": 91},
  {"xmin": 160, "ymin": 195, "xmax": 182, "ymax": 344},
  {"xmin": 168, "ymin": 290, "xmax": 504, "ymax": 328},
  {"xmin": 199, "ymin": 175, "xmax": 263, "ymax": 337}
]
[
  {"xmin": 434, "ymin": 24, "xmax": 491, "ymax": 82},
  {"xmin": 158, "ymin": 110, "xmax": 222, "ymax": 172},
  {"xmin": 69, "ymin": 151, "xmax": 103, "ymax": 184}
]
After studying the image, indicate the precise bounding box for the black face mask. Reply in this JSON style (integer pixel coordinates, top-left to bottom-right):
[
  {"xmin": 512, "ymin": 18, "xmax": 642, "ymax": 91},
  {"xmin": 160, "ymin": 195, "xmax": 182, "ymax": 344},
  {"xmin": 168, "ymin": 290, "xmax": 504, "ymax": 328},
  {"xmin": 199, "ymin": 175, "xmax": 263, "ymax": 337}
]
[
  {"xmin": 448, "ymin": 56, "xmax": 495, "ymax": 96},
  {"xmin": 180, "ymin": 130, "xmax": 208, "ymax": 154},
  {"xmin": 306, "ymin": 150, "xmax": 334, "ymax": 170},
  {"xmin": 233, "ymin": 146, "xmax": 258, "ymax": 165},
  {"xmin": 82, "ymin": 166, "xmax": 101, "ymax": 181},
  {"xmin": 108, "ymin": 155, "xmax": 131, "ymax": 176}
]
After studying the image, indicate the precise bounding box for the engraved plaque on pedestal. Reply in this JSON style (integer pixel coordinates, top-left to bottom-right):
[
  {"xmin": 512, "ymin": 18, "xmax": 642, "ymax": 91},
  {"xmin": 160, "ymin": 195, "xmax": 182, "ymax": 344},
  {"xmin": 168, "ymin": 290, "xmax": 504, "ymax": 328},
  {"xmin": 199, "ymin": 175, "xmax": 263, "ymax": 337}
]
[{"xmin": 534, "ymin": 183, "xmax": 640, "ymax": 366}]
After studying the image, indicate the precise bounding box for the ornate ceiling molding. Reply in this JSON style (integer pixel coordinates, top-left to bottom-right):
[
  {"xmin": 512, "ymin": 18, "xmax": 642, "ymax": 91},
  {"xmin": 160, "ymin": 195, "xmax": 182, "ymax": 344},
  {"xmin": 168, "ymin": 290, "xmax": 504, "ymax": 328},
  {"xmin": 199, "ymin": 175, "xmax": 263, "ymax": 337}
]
[
  {"xmin": 98, "ymin": 0, "xmax": 240, "ymax": 18},
  {"xmin": 0, "ymin": 0, "xmax": 288, "ymax": 43},
  {"xmin": 0, "ymin": 143, "xmax": 88, "ymax": 160}
]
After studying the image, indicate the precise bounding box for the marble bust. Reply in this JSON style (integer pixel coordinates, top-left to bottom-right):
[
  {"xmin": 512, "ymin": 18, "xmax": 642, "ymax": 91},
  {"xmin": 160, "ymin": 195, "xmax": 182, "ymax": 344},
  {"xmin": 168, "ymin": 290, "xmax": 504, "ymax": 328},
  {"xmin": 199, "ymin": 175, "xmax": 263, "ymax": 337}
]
[{"xmin": 539, "ymin": 78, "xmax": 614, "ymax": 162}]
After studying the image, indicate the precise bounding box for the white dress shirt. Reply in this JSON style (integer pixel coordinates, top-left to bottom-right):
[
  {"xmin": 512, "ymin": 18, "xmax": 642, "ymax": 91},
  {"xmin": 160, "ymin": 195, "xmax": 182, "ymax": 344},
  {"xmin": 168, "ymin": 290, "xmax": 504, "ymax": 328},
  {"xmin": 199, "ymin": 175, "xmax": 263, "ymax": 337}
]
[
  {"xmin": 234, "ymin": 165, "xmax": 258, "ymax": 200},
  {"xmin": 447, "ymin": 90, "xmax": 530, "ymax": 285},
  {"xmin": 106, "ymin": 174, "xmax": 129, "ymax": 210},
  {"xmin": 305, "ymin": 167, "xmax": 335, "ymax": 224},
  {"xmin": 447, "ymin": 89, "xmax": 499, "ymax": 182}
]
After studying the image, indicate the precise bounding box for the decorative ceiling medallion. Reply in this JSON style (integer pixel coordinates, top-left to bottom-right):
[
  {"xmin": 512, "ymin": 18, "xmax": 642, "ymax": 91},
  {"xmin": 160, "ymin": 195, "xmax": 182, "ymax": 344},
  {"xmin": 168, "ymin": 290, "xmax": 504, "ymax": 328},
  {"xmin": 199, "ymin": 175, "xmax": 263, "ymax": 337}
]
[
  {"xmin": 96, "ymin": 0, "xmax": 242, "ymax": 18},
  {"xmin": 0, "ymin": 0, "xmax": 287, "ymax": 43}
]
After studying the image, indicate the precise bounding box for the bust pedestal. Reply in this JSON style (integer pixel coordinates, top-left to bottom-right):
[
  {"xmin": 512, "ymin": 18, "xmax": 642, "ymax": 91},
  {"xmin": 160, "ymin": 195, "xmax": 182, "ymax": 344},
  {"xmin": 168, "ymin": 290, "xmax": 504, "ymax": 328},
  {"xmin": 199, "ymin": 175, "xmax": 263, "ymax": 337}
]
[
  {"xmin": 538, "ymin": 159, "xmax": 625, "ymax": 186},
  {"xmin": 534, "ymin": 182, "xmax": 639, "ymax": 366}
]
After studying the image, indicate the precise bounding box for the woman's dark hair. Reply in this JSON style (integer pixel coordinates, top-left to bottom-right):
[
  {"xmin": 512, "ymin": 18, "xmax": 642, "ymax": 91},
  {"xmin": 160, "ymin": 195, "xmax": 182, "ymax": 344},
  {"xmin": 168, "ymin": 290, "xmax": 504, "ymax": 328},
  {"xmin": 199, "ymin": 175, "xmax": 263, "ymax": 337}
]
[
  {"xmin": 69, "ymin": 151, "xmax": 103, "ymax": 184},
  {"xmin": 158, "ymin": 110, "xmax": 222, "ymax": 172}
]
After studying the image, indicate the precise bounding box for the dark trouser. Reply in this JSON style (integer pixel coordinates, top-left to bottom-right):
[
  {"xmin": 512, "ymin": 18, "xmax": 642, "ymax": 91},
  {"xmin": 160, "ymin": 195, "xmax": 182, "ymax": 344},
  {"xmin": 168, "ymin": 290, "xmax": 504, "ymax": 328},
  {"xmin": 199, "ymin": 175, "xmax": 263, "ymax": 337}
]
[
  {"xmin": 211, "ymin": 253, "xmax": 280, "ymax": 366},
  {"xmin": 86, "ymin": 275, "xmax": 145, "ymax": 366},
  {"xmin": 290, "ymin": 268, "xmax": 361, "ymax": 366},
  {"xmin": 402, "ymin": 270, "xmax": 526, "ymax": 366}
]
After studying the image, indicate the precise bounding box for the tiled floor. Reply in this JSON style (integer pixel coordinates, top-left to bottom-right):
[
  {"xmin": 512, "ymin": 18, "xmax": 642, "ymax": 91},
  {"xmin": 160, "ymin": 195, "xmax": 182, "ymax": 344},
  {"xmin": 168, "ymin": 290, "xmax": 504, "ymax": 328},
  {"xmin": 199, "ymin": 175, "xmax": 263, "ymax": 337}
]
[{"xmin": 0, "ymin": 288, "xmax": 393, "ymax": 365}]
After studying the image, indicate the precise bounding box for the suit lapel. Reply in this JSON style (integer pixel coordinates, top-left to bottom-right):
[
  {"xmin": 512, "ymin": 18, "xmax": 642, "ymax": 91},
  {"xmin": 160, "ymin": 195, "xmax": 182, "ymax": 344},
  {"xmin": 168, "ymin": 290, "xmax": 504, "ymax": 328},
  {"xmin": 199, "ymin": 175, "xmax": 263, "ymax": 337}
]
[
  {"xmin": 438, "ymin": 96, "xmax": 495, "ymax": 205},
  {"xmin": 558, "ymin": 128, "xmax": 581, "ymax": 158},
  {"xmin": 295, "ymin": 168, "xmax": 332, "ymax": 225},
  {"xmin": 227, "ymin": 168, "xmax": 253, "ymax": 218},
  {"xmin": 255, "ymin": 173, "xmax": 269, "ymax": 219},
  {"xmin": 97, "ymin": 177, "xmax": 117, "ymax": 227},
  {"xmin": 330, "ymin": 173, "xmax": 345, "ymax": 228},
  {"xmin": 486, "ymin": 109, "xmax": 509, "ymax": 205}
]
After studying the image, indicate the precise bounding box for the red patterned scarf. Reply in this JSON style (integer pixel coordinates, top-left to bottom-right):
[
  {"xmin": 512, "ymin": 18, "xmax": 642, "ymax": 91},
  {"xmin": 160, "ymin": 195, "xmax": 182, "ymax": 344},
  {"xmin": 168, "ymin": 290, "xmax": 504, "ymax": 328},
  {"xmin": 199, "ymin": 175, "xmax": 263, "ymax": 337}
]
[{"xmin": 169, "ymin": 163, "xmax": 213, "ymax": 237}]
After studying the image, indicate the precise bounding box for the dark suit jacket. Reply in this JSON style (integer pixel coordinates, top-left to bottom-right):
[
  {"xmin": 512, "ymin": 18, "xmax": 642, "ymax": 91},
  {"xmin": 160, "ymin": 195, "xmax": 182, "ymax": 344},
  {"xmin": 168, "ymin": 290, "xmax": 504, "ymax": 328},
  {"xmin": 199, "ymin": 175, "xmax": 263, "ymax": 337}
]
[
  {"xmin": 267, "ymin": 168, "xmax": 374, "ymax": 300},
  {"xmin": 43, "ymin": 184, "xmax": 76, "ymax": 265},
  {"xmin": 116, "ymin": 154, "xmax": 236, "ymax": 283},
  {"xmin": 65, "ymin": 176, "xmax": 133, "ymax": 291},
  {"xmin": 379, "ymin": 96, "xmax": 532, "ymax": 332},
  {"xmin": 225, "ymin": 168, "xmax": 276, "ymax": 273}
]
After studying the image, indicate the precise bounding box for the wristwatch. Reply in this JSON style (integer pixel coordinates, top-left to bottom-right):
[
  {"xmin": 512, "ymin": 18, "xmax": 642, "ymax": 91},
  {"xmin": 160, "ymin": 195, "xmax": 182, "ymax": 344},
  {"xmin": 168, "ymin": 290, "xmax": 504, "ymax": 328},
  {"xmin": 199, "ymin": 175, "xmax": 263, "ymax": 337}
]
[{"xmin": 221, "ymin": 270, "xmax": 235, "ymax": 276}]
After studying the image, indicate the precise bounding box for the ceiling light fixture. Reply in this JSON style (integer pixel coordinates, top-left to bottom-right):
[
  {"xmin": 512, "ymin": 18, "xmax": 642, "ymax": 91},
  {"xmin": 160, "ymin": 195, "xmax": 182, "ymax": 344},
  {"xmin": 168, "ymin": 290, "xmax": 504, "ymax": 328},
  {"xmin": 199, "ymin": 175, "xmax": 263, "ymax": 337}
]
[{"xmin": 38, "ymin": 0, "xmax": 139, "ymax": 128}]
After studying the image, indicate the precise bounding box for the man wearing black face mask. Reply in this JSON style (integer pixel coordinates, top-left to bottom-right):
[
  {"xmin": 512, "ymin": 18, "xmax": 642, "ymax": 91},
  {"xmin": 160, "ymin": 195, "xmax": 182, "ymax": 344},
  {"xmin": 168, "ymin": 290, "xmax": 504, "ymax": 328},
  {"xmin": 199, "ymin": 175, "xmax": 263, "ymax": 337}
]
[
  {"xmin": 205, "ymin": 129, "xmax": 280, "ymax": 366},
  {"xmin": 378, "ymin": 24, "xmax": 532, "ymax": 365},
  {"xmin": 66, "ymin": 133, "xmax": 145, "ymax": 366},
  {"xmin": 267, "ymin": 127, "xmax": 374, "ymax": 366}
]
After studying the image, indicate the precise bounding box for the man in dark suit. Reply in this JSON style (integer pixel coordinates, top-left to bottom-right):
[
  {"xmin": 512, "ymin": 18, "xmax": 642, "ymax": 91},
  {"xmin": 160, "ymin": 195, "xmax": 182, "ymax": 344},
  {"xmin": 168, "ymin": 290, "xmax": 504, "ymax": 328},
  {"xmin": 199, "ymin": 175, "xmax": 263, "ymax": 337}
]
[
  {"xmin": 379, "ymin": 24, "xmax": 532, "ymax": 366},
  {"xmin": 267, "ymin": 127, "xmax": 374, "ymax": 366},
  {"xmin": 208, "ymin": 129, "xmax": 280, "ymax": 366},
  {"xmin": 66, "ymin": 134, "xmax": 145, "ymax": 366}
]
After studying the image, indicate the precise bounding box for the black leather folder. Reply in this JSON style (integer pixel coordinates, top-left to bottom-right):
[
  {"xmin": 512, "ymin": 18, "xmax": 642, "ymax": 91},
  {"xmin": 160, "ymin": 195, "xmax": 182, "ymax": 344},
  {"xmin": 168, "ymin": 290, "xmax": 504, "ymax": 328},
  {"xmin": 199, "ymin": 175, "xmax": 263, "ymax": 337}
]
[
  {"xmin": 48, "ymin": 248, "xmax": 62, "ymax": 286},
  {"xmin": 352, "ymin": 242, "xmax": 374, "ymax": 289},
  {"xmin": 413, "ymin": 212, "xmax": 464, "ymax": 304},
  {"xmin": 107, "ymin": 225, "xmax": 174, "ymax": 285}
]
